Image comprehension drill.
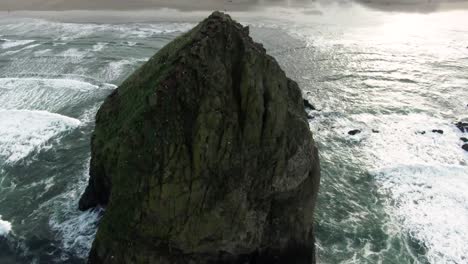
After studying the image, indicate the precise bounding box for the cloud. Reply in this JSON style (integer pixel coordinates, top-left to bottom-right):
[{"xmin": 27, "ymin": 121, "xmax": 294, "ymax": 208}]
[
  {"xmin": 351, "ymin": 0, "xmax": 468, "ymax": 12},
  {"xmin": 0, "ymin": 0, "xmax": 467, "ymax": 13}
]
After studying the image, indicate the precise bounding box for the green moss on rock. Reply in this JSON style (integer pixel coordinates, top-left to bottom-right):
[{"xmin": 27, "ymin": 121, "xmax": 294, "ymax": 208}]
[{"xmin": 80, "ymin": 11, "xmax": 320, "ymax": 264}]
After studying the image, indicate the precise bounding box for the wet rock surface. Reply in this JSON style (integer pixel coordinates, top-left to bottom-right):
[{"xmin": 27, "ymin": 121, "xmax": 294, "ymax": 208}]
[
  {"xmin": 79, "ymin": 11, "xmax": 320, "ymax": 264},
  {"xmin": 462, "ymin": 144, "xmax": 468, "ymax": 152},
  {"xmin": 348, "ymin": 129, "xmax": 361, "ymax": 136},
  {"xmin": 303, "ymin": 99, "xmax": 316, "ymax": 111},
  {"xmin": 456, "ymin": 122, "xmax": 468, "ymax": 133}
]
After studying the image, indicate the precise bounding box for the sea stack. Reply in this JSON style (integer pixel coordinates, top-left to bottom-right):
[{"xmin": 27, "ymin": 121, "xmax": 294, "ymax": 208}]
[{"xmin": 79, "ymin": 11, "xmax": 320, "ymax": 264}]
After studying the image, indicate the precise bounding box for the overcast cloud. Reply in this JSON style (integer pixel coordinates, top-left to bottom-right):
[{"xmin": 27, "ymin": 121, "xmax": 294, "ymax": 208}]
[{"xmin": 0, "ymin": 0, "xmax": 467, "ymax": 12}]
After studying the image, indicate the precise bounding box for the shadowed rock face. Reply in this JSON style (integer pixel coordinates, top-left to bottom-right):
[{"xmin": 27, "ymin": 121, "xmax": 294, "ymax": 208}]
[{"xmin": 79, "ymin": 11, "xmax": 320, "ymax": 264}]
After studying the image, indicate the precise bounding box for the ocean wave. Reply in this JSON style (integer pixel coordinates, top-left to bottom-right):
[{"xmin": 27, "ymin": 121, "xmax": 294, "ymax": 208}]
[
  {"xmin": 0, "ymin": 77, "xmax": 99, "ymax": 91},
  {"xmin": 0, "ymin": 215, "xmax": 12, "ymax": 236},
  {"xmin": 0, "ymin": 77, "xmax": 114, "ymax": 113},
  {"xmin": 373, "ymin": 164, "xmax": 468, "ymax": 264},
  {"xmin": 0, "ymin": 109, "xmax": 81, "ymax": 164},
  {"xmin": 0, "ymin": 39, "xmax": 35, "ymax": 50},
  {"xmin": 59, "ymin": 48, "xmax": 89, "ymax": 59},
  {"xmin": 92, "ymin": 42, "xmax": 107, "ymax": 52},
  {"xmin": 48, "ymin": 161, "xmax": 102, "ymax": 260},
  {"xmin": 0, "ymin": 19, "xmax": 194, "ymax": 41},
  {"xmin": 49, "ymin": 208, "xmax": 101, "ymax": 260},
  {"xmin": 1, "ymin": 44, "xmax": 41, "ymax": 56},
  {"xmin": 349, "ymin": 113, "xmax": 468, "ymax": 264},
  {"xmin": 98, "ymin": 59, "xmax": 142, "ymax": 82}
]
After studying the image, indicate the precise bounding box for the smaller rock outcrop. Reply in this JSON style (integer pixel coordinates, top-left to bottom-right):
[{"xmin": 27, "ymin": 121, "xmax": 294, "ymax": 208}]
[
  {"xmin": 348, "ymin": 129, "xmax": 361, "ymax": 136},
  {"xmin": 462, "ymin": 144, "xmax": 468, "ymax": 152},
  {"xmin": 432, "ymin": 129, "xmax": 443, "ymax": 134},
  {"xmin": 303, "ymin": 99, "xmax": 316, "ymax": 111},
  {"xmin": 456, "ymin": 122, "xmax": 468, "ymax": 133}
]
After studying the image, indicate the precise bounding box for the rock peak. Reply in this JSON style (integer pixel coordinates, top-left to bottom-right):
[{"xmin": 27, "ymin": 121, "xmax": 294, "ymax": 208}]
[{"xmin": 80, "ymin": 12, "xmax": 320, "ymax": 264}]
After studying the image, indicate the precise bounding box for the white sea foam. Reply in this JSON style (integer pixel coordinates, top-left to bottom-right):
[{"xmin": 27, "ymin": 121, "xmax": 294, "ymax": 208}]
[
  {"xmin": 0, "ymin": 78, "xmax": 99, "ymax": 92},
  {"xmin": 342, "ymin": 113, "xmax": 468, "ymax": 264},
  {"xmin": 0, "ymin": 78, "xmax": 110, "ymax": 112},
  {"xmin": 79, "ymin": 103, "xmax": 102, "ymax": 124},
  {"xmin": 48, "ymin": 162, "xmax": 102, "ymax": 259},
  {"xmin": 0, "ymin": 19, "xmax": 193, "ymax": 41},
  {"xmin": 124, "ymin": 41, "xmax": 138, "ymax": 46},
  {"xmin": 49, "ymin": 208, "xmax": 101, "ymax": 259},
  {"xmin": 0, "ymin": 110, "xmax": 81, "ymax": 164},
  {"xmin": 92, "ymin": 42, "xmax": 107, "ymax": 52},
  {"xmin": 0, "ymin": 39, "xmax": 35, "ymax": 49},
  {"xmin": 373, "ymin": 165, "xmax": 468, "ymax": 264},
  {"xmin": 34, "ymin": 48, "xmax": 52, "ymax": 56},
  {"xmin": 59, "ymin": 48, "xmax": 89, "ymax": 59},
  {"xmin": 3, "ymin": 43, "xmax": 41, "ymax": 55},
  {"xmin": 100, "ymin": 59, "xmax": 137, "ymax": 82},
  {"xmin": 0, "ymin": 215, "xmax": 12, "ymax": 236}
]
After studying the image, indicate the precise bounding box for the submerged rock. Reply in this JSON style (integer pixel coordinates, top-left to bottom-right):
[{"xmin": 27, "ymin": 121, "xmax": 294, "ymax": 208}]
[
  {"xmin": 348, "ymin": 129, "xmax": 361, "ymax": 136},
  {"xmin": 455, "ymin": 122, "xmax": 468, "ymax": 133},
  {"xmin": 80, "ymin": 11, "xmax": 320, "ymax": 264},
  {"xmin": 431, "ymin": 129, "xmax": 443, "ymax": 134},
  {"xmin": 461, "ymin": 137, "xmax": 468, "ymax": 143},
  {"xmin": 303, "ymin": 99, "xmax": 316, "ymax": 111},
  {"xmin": 463, "ymin": 144, "xmax": 468, "ymax": 152}
]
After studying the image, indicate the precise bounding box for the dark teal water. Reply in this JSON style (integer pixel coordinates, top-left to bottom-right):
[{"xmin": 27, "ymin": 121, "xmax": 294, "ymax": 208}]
[{"xmin": 0, "ymin": 5, "xmax": 467, "ymax": 264}]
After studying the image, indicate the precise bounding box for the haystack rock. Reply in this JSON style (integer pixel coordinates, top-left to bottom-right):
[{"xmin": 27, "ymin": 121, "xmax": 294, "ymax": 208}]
[{"xmin": 79, "ymin": 11, "xmax": 320, "ymax": 264}]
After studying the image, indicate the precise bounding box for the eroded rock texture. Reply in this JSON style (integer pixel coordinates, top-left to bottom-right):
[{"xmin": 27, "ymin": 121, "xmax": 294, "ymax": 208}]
[{"xmin": 79, "ymin": 11, "xmax": 320, "ymax": 264}]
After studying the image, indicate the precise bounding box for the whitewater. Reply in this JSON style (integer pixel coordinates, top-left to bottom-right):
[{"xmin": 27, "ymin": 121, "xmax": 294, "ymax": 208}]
[{"xmin": 0, "ymin": 4, "xmax": 467, "ymax": 264}]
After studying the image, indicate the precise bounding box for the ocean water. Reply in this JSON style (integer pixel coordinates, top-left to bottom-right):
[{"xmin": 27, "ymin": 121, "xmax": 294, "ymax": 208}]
[{"xmin": 0, "ymin": 5, "xmax": 467, "ymax": 264}]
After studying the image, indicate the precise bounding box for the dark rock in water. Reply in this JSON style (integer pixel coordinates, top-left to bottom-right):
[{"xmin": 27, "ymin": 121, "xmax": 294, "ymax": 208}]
[
  {"xmin": 455, "ymin": 122, "xmax": 468, "ymax": 133},
  {"xmin": 432, "ymin": 129, "xmax": 443, "ymax": 134},
  {"xmin": 461, "ymin": 137, "xmax": 468, "ymax": 143},
  {"xmin": 416, "ymin": 131, "xmax": 426, "ymax": 135},
  {"xmin": 80, "ymin": 11, "xmax": 320, "ymax": 264},
  {"xmin": 303, "ymin": 99, "xmax": 316, "ymax": 110},
  {"xmin": 372, "ymin": 129, "xmax": 380, "ymax": 133},
  {"xmin": 463, "ymin": 144, "xmax": 468, "ymax": 152},
  {"xmin": 348, "ymin": 129, "xmax": 361, "ymax": 135}
]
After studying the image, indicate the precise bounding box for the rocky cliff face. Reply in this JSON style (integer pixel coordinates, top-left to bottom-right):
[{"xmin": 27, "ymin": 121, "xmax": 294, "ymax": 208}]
[{"xmin": 79, "ymin": 11, "xmax": 320, "ymax": 264}]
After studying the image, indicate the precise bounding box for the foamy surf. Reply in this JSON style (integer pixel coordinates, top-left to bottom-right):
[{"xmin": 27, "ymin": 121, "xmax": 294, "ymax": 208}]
[
  {"xmin": 48, "ymin": 162, "xmax": 102, "ymax": 260},
  {"xmin": 0, "ymin": 77, "xmax": 99, "ymax": 92},
  {"xmin": 0, "ymin": 18, "xmax": 194, "ymax": 41},
  {"xmin": 0, "ymin": 215, "xmax": 11, "ymax": 236},
  {"xmin": 0, "ymin": 109, "xmax": 81, "ymax": 164},
  {"xmin": 1, "ymin": 43, "xmax": 41, "ymax": 56},
  {"xmin": 0, "ymin": 78, "xmax": 115, "ymax": 113},
  {"xmin": 0, "ymin": 39, "xmax": 35, "ymax": 50},
  {"xmin": 373, "ymin": 165, "xmax": 468, "ymax": 264},
  {"xmin": 348, "ymin": 113, "xmax": 468, "ymax": 264}
]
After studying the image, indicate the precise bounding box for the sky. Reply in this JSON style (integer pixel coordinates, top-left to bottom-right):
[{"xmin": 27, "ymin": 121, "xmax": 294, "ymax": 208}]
[{"xmin": 0, "ymin": 0, "xmax": 468, "ymax": 12}]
